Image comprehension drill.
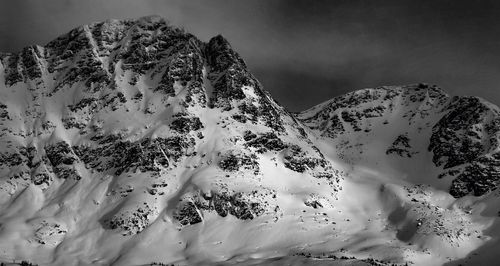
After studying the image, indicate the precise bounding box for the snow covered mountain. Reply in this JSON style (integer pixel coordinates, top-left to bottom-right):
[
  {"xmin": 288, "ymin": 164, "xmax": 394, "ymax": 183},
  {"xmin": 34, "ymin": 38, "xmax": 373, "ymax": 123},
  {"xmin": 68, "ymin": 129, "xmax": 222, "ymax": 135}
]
[{"xmin": 0, "ymin": 16, "xmax": 499, "ymax": 266}]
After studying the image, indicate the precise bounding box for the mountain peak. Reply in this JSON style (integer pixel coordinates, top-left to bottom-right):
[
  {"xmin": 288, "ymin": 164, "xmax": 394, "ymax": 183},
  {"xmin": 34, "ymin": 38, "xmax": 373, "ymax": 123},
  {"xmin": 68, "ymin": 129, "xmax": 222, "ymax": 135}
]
[
  {"xmin": 2, "ymin": 17, "xmax": 260, "ymax": 105},
  {"xmin": 2, "ymin": 16, "xmax": 500, "ymax": 266},
  {"xmin": 207, "ymin": 34, "xmax": 232, "ymax": 52}
]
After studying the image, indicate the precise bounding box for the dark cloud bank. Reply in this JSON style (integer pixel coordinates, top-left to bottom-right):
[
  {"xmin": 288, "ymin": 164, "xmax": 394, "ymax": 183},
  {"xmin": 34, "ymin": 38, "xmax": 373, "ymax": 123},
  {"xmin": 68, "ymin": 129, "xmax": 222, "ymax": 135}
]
[{"xmin": 1, "ymin": 0, "xmax": 500, "ymax": 111}]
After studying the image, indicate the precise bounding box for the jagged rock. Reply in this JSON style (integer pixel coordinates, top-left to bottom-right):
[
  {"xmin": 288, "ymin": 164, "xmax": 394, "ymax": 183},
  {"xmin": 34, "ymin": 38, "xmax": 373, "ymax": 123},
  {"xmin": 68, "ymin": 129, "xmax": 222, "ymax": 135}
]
[
  {"xmin": 45, "ymin": 142, "xmax": 78, "ymax": 166},
  {"xmin": 429, "ymin": 97, "xmax": 493, "ymax": 168},
  {"xmin": 174, "ymin": 201, "xmax": 203, "ymax": 225},
  {"xmin": 283, "ymin": 145, "xmax": 328, "ymax": 173},
  {"xmin": 107, "ymin": 204, "xmax": 156, "ymax": 235},
  {"xmin": 219, "ymin": 152, "xmax": 259, "ymax": 173},
  {"xmin": 386, "ymin": 133, "xmax": 414, "ymax": 157},
  {"xmin": 244, "ymin": 132, "xmax": 286, "ymax": 153},
  {"xmin": 174, "ymin": 188, "xmax": 278, "ymax": 225},
  {"xmin": 4, "ymin": 15, "xmax": 497, "ymax": 266},
  {"xmin": 31, "ymin": 173, "xmax": 52, "ymax": 187},
  {"xmin": 170, "ymin": 116, "xmax": 203, "ymax": 134}
]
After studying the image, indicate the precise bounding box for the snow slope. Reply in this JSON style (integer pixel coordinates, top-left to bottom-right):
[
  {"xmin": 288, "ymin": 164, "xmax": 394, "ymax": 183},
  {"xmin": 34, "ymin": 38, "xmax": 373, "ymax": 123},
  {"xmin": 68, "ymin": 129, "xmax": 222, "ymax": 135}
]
[
  {"xmin": 0, "ymin": 16, "xmax": 499, "ymax": 266},
  {"xmin": 298, "ymin": 85, "xmax": 500, "ymax": 265}
]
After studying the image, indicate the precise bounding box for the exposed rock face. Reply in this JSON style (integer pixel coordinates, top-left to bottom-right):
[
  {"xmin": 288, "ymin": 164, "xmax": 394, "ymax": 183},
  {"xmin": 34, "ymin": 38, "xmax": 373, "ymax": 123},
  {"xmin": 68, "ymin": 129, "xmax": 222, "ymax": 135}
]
[
  {"xmin": 298, "ymin": 85, "xmax": 500, "ymax": 198},
  {"xmin": 0, "ymin": 15, "xmax": 341, "ymax": 247},
  {"xmin": 174, "ymin": 186, "xmax": 279, "ymax": 225},
  {"xmin": 1, "ymin": 15, "xmax": 500, "ymax": 266},
  {"xmin": 386, "ymin": 133, "xmax": 414, "ymax": 158},
  {"xmin": 427, "ymin": 97, "xmax": 500, "ymax": 197}
]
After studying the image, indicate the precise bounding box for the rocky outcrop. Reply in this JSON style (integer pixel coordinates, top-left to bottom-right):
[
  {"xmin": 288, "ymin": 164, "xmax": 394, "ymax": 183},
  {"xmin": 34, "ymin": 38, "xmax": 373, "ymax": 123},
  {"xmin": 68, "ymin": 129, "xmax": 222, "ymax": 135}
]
[
  {"xmin": 1, "ymin": 15, "xmax": 498, "ymax": 266},
  {"xmin": 386, "ymin": 133, "xmax": 415, "ymax": 158},
  {"xmin": 0, "ymin": 16, "xmax": 341, "ymax": 247},
  {"xmin": 299, "ymin": 85, "xmax": 500, "ymax": 198},
  {"xmin": 428, "ymin": 97, "xmax": 500, "ymax": 197},
  {"xmin": 174, "ymin": 187, "xmax": 279, "ymax": 225}
]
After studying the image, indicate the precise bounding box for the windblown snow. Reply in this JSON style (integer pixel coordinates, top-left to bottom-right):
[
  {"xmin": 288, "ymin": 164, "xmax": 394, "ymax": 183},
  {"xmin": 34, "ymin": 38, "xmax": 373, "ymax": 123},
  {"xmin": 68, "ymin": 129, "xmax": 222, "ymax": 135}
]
[{"xmin": 0, "ymin": 16, "xmax": 499, "ymax": 266}]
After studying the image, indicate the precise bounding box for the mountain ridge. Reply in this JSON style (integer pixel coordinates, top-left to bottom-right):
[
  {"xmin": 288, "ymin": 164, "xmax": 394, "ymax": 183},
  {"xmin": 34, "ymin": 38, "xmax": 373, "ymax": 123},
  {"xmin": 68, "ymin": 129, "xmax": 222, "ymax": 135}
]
[{"xmin": 1, "ymin": 16, "xmax": 500, "ymax": 266}]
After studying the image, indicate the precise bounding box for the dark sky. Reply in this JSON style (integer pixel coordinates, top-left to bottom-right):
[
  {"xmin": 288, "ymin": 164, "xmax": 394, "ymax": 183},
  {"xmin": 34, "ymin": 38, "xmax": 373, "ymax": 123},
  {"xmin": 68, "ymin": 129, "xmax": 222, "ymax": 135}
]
[{"xmin": 1, "ymin": 0, "xmax": 500, "ymax": 111}]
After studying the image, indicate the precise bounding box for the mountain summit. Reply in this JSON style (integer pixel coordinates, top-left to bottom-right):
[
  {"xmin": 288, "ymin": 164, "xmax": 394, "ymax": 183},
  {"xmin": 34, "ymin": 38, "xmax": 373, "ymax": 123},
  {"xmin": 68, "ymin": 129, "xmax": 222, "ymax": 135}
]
[{"xmin": 0, "ymin": 16, "xmax": 499, "ymax": 266}]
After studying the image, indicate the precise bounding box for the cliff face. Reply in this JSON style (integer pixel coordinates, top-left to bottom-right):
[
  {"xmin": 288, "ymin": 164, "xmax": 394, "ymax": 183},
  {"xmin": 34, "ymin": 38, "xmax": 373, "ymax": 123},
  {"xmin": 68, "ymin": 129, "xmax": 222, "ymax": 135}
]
[{"xmin": 0, "ymin": 16, "xmax": 499, "ymax": 266}]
